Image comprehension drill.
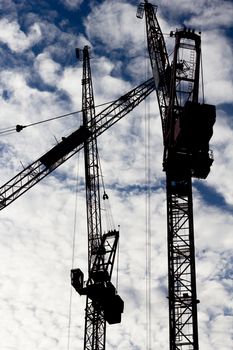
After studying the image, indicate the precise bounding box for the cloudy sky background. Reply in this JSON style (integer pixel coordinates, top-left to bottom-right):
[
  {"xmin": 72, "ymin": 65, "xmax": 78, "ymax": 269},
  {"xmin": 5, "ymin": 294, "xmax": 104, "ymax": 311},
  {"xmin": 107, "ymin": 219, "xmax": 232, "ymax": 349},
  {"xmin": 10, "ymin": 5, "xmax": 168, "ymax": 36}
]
[{"xmin": 0, "ymin": 0, "xmax": 232, "ymax": 349}]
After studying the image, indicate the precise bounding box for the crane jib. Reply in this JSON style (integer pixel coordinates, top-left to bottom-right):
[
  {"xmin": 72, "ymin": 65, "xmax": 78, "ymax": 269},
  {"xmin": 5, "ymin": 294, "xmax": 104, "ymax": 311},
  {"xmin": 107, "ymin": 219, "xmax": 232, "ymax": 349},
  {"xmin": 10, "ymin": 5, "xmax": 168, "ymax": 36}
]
[{"xmin": 0, "ymin": 78, "xmax": 154, "ymax": 212}]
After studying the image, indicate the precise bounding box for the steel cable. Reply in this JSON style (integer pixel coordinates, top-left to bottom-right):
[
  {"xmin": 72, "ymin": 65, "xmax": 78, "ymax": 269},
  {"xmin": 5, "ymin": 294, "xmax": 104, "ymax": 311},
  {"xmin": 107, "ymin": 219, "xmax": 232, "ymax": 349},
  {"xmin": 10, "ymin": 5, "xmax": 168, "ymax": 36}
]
[
  {"xmin": 0, "ymin": 100, "xmax": 115, "ymax": 137},
  {"xmin": 144, "ymin": 21, "xmax": 152, "ymax": 350},
  {"xmin": 67, "ymin": 152, "xmax": 81, "ymax": 350}
]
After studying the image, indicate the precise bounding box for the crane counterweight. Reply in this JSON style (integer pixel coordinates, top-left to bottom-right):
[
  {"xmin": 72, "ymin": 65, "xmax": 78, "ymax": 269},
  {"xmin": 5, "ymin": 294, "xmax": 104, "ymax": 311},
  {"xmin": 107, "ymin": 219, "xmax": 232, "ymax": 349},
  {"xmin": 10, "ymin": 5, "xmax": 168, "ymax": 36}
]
[{"xmin": 40, "ymin": 126, "xmax": 91, "ymax": 168}]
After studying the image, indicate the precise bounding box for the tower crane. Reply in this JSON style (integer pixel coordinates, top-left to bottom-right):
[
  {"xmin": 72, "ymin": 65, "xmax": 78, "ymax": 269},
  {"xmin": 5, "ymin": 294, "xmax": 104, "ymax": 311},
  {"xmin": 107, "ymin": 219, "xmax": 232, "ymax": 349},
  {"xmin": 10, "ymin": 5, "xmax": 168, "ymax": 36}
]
[
  {"xmin": 0, "ymin": 48, "xmax": 155, "ymax": 349},
  {"xmin": 71, "ymin": 46, "xmax": 124, "ymax": 350},
  {"xmin": 137, "ymin": 2, "xmax": 216, "ymax": 350}
]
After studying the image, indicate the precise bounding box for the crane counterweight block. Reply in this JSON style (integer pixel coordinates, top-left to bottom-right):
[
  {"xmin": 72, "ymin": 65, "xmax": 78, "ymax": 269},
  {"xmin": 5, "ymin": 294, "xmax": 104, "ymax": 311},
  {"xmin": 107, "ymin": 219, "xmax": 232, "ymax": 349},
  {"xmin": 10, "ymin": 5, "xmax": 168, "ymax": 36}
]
[
  {"xmin": 173, "ymin": 102, "xmax": 216, "ymax": 150},
  {"xmin": 164, "ymin": 102, "xmax": 216, "ymax": 179},
  {"xmin": 71, "ymin": 269, "xmax": 124, "ymax": 325},
  {"xmin": 40, "ymin": 125, "xmax": 91, "ymax": 168}
]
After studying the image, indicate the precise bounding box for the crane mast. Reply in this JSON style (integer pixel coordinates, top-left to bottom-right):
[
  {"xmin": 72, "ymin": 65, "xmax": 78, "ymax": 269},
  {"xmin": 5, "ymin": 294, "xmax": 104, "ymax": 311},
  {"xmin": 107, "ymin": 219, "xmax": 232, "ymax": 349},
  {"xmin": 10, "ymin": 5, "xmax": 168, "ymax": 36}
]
[
  {"xmin": 82, "ymin": 45, "xmax": 106, "ymax": 350},
  {"xmin": 71, "ymin": 46, "xmax": 124, "ymax": 350},
  {"xmin": 138, "ymin": 2, "xmax": 216, "ymax": 350},
  {"xmin": 81, "ymin": 46, "xmax": 102, "ymax": 271}
]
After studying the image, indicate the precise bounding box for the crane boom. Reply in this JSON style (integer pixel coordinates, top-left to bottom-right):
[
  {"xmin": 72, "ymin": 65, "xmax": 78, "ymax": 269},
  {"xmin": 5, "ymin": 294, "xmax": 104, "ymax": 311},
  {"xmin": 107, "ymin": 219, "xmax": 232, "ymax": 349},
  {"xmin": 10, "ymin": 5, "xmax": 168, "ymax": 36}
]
[
  {"xmin": 137, "ymin": 2, "xmax": 170, "ymax": 138},
  {"xmin": 0, "ymin": 77, "xmax": 154, "ymax": 210}
]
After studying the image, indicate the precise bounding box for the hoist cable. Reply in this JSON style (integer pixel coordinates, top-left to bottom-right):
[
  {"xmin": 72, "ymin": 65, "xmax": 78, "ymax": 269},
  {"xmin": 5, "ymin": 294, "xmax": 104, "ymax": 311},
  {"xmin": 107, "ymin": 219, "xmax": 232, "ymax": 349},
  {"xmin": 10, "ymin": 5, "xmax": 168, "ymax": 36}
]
[
  {"xmin": 144, "ymin": 21, "xmax": 152, "ymax": 350},
  {"xmin": 20, "ymin": 110, "xmax": 81, "ymax": 130},
  {"xmin": 97, "ymin": 150, "xmax": 115, "ymax": 231},
  {"xmin": 0, "ymin": 130, "xmax": 17, "ymax": 136},
  {"xmin": 17, "ymin": 100, "xmax": 114, "ymax": 130},
  {"xmin": 116, "ymin": 225, "xmax": 120, "ymax": 291},
  {"xmin": 0, "ymin": 127, "xmax": 16, "ymax": 135},
  {"xmin": 145, "ymin": 101, "xmax": 152, "ymax": 350},
  {"xmin": 0, "ymin": 100, "xmax": 115, "ymax": 136},
  {"xmin": 67, "ymin": 152, "xmax": 81, "ymax": 350}
]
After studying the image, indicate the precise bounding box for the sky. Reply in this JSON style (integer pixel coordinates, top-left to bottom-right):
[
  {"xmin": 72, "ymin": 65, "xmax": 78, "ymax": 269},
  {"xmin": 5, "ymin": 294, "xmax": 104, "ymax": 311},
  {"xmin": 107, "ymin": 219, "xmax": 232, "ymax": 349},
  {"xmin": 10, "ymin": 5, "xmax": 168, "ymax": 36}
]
[{"xmin": 0, "ymin": 0, "xmax": 232, "ymax": 349}]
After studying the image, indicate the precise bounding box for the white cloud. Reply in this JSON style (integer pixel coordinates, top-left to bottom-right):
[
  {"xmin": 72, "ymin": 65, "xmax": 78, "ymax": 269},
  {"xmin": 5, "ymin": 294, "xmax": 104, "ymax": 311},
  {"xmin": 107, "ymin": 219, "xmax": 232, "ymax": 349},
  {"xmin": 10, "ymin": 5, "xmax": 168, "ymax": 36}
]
[
  {"xmin": 60, "ymin": 0, "xmax": 83, "ymax": 10},
  {"xmin": 160, "ymin": 0, "xmax": 233, "ymax": 30},
  {"xmin": 0, "ymin": 67, "xmax": 80, "ymax": 172},
  {"xmin": 34, "ymin": 52, "xmax": 62, "ymax": 86},
  {"xmin": 206, "ymin": 111, "xmax": 233, "ymax": 206},
  {"xmin": 186, "ymin": 1, "xmax": 233, "ymax": 29},
  {"xmin": 85, "ymin": 1, "xmax": 144, "ymax": 54},
  {"xmin": 201, "ymin": 31, "xmax": 233, "ymax": 104},
  {"xmin": 0, "ymin": 19, "xmax": 41, "ymax": 53},
  {"xmin": 58, "ymin": 66, "xmax": 82, "ymax": 108},
  {"xmin": 210, "ymin": 315, "xmax": 233, "ymax": 350}
]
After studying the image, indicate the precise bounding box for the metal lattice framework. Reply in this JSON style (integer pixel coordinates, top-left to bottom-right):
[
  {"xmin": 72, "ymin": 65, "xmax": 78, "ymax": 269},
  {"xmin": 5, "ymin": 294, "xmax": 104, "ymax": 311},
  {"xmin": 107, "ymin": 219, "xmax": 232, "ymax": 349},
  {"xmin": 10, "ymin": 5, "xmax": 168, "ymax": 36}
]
[
  {"xmin": 166, "ymin": 175, "xmax": 199, "ymax": 350},
  {"xmin": 137, "ymin": 1, "xmax": 170, "ymax": 138},
  {"xmin": 166, "ymin": 29, "xmax": 202, "ymax": 350},
  {"xmin": 82, "ymin": 45, "xmax": 102, "ymax": 279},
  {"xmin": 74, "ymin": 46, "xmax": 123, "ymax": 350},
  {"xmin": 82, "ymin": 45, "xmax": 106, "ymax": 350},
  {"xmin": 0, "ymin": 78, "xmax": 154, "ymax": 210},
  {"xmin": 139, "ymin": 2, "xmax": 215, "ymax": 350}
]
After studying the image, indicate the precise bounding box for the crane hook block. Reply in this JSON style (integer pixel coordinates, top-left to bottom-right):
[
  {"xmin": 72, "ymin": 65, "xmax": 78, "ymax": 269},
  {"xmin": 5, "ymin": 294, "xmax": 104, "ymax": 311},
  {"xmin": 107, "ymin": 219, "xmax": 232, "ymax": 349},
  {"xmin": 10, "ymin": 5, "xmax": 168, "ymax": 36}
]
[{"xmin": 103, "ymin": 192, "xmax": 109, "ymax": 200}]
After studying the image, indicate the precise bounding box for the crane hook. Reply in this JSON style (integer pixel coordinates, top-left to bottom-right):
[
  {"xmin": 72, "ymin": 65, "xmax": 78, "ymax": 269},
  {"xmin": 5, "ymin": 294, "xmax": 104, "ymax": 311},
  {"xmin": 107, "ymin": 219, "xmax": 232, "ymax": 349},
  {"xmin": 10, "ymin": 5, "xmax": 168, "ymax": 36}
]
[{"xmin": 103, "ymin": 192, "xmax": 109, "ymax": 200}]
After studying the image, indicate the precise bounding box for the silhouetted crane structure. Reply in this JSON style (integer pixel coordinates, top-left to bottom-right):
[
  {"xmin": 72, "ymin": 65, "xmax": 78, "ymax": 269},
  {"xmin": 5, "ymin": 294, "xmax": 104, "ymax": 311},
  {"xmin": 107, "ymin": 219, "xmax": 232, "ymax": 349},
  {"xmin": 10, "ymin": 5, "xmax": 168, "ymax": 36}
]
[
  {"xmin": 71, "ymin": 46, "xmax": 124, "ymax": 350},
  {"xmin": 0, "ymin": 57, "xmax": 154, "ymax": 350},
  {"xmin": 0, "ymin": 2, "xmax": 216, "ymax": 350},
  {"xmin": 0, "ymin": 77, "xmax": 154, "ymax": 209},
  {"xmin": 137, "ymin": 2, "xmax": 215, "ymax": 350}
]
